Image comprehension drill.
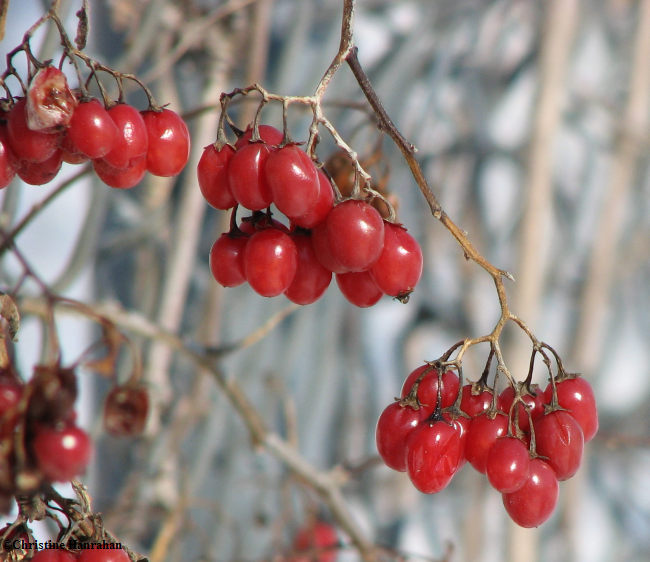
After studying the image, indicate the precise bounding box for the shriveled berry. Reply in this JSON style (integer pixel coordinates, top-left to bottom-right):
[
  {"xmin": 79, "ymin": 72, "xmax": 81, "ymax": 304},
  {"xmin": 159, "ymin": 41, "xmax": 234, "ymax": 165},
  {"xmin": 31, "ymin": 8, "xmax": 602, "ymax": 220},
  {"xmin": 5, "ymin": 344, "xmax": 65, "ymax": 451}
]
[
  {"xmin": 104, "ymin": 385, "xmax": 149, "ymax": 437},
  {"xmin": 26, "ymin": 66, "xmax": 77, "ymax": 131}
]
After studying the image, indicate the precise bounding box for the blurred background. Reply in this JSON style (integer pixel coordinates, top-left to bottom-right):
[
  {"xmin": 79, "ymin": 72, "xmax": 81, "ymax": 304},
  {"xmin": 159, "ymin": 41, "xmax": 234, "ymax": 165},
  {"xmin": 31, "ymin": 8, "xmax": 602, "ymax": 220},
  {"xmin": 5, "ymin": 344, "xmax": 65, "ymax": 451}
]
[{"xmin": 1, "ymin": 0, "xmax": 648, "ymax": 561}]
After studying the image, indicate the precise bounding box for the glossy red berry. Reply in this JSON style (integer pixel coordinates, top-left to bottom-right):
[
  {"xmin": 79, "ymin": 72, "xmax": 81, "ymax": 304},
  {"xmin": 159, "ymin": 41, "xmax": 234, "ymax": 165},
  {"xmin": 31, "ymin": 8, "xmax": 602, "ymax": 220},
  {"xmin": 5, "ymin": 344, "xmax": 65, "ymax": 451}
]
[
  {"xmin": 141, "ymin": 108, "xmax": 190, "ymax": 177},
  {"xmin": 406, "ymin": 420, "xmax": 462, "ymax": 493},
  {"xmin": 67, "ymin": 98, "xmax": 119, "ymax": 159},
  {"xmin": 0, "ymin": 125, "xmax": 18, "ymax": 188},
  {"xmin": 376, "ymin": 401, "xmax": 426, "ymax": 472},
  {"xmin": 31, "ymin": 550, "xmax": 77, "ymax": 562},
  {"xmin": 228, "ymin": 142, "xmax": 274, "ymax": 210},
  {"xmin": 291, "ymin": 521, "xmax": 338, "ymax": 562},
  {"xmin": 486, "ymin": 436, "xmax": 530, "ymax": 493},
  {"xmin": 291, "ymin": 169, "xmax": 334, "ymax": 229},
  {"xmin": 209, "ymin": 233, "xmax": 248, "ymax": 287},
  {"xmin": 103, "ymin": 103, "xmax": 149, "ymax": 169},
  {"xmin": 465, "ymin": 411, "xmax": 508, "ymax": 473},
  {"xmin": 325, "ymin": 200, "xmax": 384, "ymax": 272},
  {"xmin": 26, "ymin": 66, "xmax": 77, "ymax": 131},
  {"xmin": 460, "ymin": 384, "xmax": 493, "ymax": 417},
  {"xmin": 7, "ymin": 98, "xmax": 61, "ymax": 162},
  {"xmin": 335, "ymin": 271, "xmax": 383, "ymax": 307},
  {"xmin": 400, "ymin": 366, "xmax": 460, "ymax": 415},
  {"xmin": 370, "ymin": 222, "xmax": 423, "ymax": 297},
  {"xmin": 284, "ymin": 232, "xmax": 332, "ymax": 305},
  {"xmin": 497, "ymin": 385, "xmax": 545, "ymax": 433},
  {"xmin": 77, "ymin": 548, "xmax": 130, "ymax": 562},
  {"xmin": 17, "ymin": 149, "xmax": 63, "ymax": 185},
  {"xmin": 545, "ymin": 377, "xmax": 598, "ymax": 442},
  {"xmin": 93, "ymin": 155, "xmax": 147, "ymax": 189},
  {"xmin": 198, "ymin": 144, "xmax": 236, "ymax": 209},
  {"xmin": 265, "ymin": 144, "xmax": 320, "ymax": 218},
  {"xmin": 235, "ymin": 124, "xmax": 283, "ymax": 148},
  {"xmin": 445, "ymin": 413, "xmax": 470, "ymax": 471},
  {"xmin": 311, "ymin": 222, "xmax": 348, "ymax": 273},
  {"xmin": 502, "ymin": 458, "xmax": 559, "ymax": 527},
  {"xmin": 533, "ymin": 410, "xmax": 584, "ymax": 481},
  {"xmin": 32, "ymin": 424, "xmax": 92, "ymax": 482},
  {"xmin": 244, "ymin": 228, "xmax": 297, "ymax": 297}
]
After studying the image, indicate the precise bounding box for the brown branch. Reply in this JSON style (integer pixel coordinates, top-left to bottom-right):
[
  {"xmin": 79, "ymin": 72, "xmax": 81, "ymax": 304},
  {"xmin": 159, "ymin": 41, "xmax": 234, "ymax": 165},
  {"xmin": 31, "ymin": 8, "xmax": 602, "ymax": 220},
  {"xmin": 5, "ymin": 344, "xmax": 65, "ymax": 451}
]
[
  {"xmin": 18, "ymin": 295, "xmax": 376, "ymax": 558},
  {"xmin": 344, "ymin": 46, "xmax": 515, "ymax": 330}
]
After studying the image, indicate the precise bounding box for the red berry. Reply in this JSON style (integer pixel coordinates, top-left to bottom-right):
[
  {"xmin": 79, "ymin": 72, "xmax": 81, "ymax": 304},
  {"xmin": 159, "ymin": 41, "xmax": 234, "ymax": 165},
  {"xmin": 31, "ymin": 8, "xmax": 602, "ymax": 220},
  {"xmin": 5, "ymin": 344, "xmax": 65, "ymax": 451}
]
[
  {"xmin": 235, "ymin": 124, "xmax": 283, "ymax": 148},
  {"xmin": 375, "ymin": 401, "xmax": 426, "ymax": 472},
  {"xmin": 26, "ymin": 66, "xmax": 77, "ymax": 131},
  {"xmin": 198, "ymin": 144, "xmax": 236, "ymax": 209},
  {"xmin": 141, "ymin": 108, "xmax": 190, "ymax": 177},
  {"xmin": 0, "ymin": 125, "xmax": 18, "ymax": 188},
  {"xmin": 265, "ymin": 144, "xmax": 320, "ymax": 218},
  {"xmin": 370, "ymin": 222, "xmax": 423, "ymax": 297},
  {"xmin": 17, "ymin": 149, "xmax": 63, "ymax": 185},
  {"xmin": 291, "ymin": 169, "xmax": 334, "ymax": 229},
  {"xmin": 228, "ymin": 142, "xmax": 274, "ymax": 211},
  {"xmin": 67, "ymin": 98, "xmax": 119, "ymax": 159},
  {"xmin": 406, "ymin": 419, "xmax": 462, "ymax": 493},
  {"xmin": 209, "ymin": 233, "xmax": 248, "ymax": 287},
  {"xmin": 486, "ymin": 436, "xmax": 530, "ymax": 493},
  {"xmin": 502, "ymin": 458, "xmax": 559, "ymax": 527},
  {"xmin": 291, "ymin": 521, "xmax": 338, "ymax": 562},
  {"xmin": 244, "ymin": 228, "xmax": 298, "ymax": 297},
  {"xmin": 400, "ymin": 366, "xmax": 460, "ymax": 415},
  {"xmin": 31, "ymin": 551, "xmax": 77, "ymax": 562},
  {"xmin": 533, "ymin": 410, "xmax": 584, "ymax": 480},
  {"xmin": 465, "ymin": 411, "xmax": 508, "ymax": 473},
  {"xmin": 445, "ymin": 413, "xmax": 470, "ymax": 471},
  {"xmin": 78, "ymin": 548, "xmax": 130, "ymax": 562},
  {"xmin": 0, "ymin": 380, "xmax": 21, "ymax": 411},
  {"xmin": 103, "ymin": 103, "xmax": 149, "ymax": 169},
  {"xmin": 545, "ymin": 377, "xmax": 598, "ymax": 442},
  {"xmin": 311, "ymin": 222, "xmax": 348, "ymax": 273},
  {"xmin": 335, "ymin": 271, "xmax": 383, "ymax": 307},
  {"xmin": 59, "ymin": 132, "xmax": 88, "ymax": 164},
  {"xmin": 460, "ymin": 384, "xmax": 493, "ymax": 417},
  {"xmin": 93, "ymin": 155, "xmax": 147, "ymax": 189},
  {"xmin": 497, "ymin": 385, "xmax": 545, "ymax": 433},
  {"xmin": 0, "ymin": 380, "xmax": 22, "ymax": 434},
  {"xmin": 284, "ymin": 232, "xmax": 332, "ymax": 305},
  {"xmin": 32, "ymin": 424, "xmax": 92, "ymax": 482},
  {"xmin": 7, "ymin": 98, "xmax": 61, "ymax": 162},
  {"xmin": 325, "ymin": 200, "xmax": 384, "ymax": 272}
]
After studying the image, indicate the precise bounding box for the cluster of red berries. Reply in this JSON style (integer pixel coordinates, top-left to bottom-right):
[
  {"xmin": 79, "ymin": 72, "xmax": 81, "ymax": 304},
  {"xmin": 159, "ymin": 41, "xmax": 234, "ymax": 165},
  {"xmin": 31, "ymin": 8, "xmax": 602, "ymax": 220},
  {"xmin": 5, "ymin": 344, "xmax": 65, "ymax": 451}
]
[
  {"xmin": 376, "ymin": 365, "xmax": 598, "ymax": 528},
  {"xmin": 199, "ymin": 125, "xmax": 423, "ymax": 307},
  {"xmin": 0, "ymin": 66, "xmax": 190, "ymax": 190},
  {"xmin": 0, "ymin": 364, "xmax": 148, "ymax": 515}
]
